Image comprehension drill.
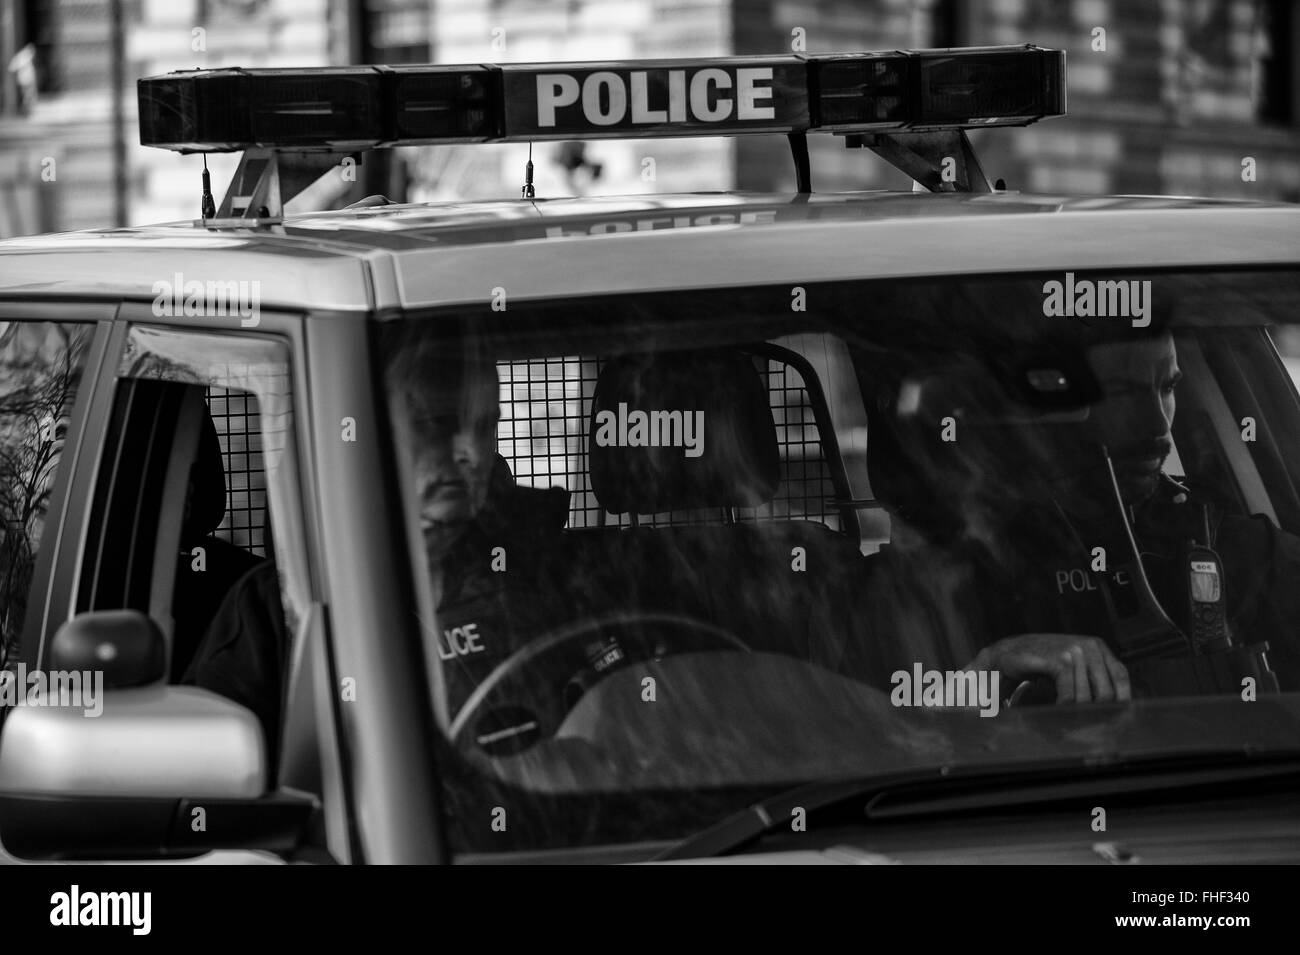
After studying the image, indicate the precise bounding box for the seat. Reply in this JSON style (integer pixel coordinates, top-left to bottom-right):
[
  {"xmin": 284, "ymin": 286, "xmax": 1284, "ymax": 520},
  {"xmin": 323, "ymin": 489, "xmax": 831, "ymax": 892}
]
[
  {"xmin": 170, "ymin": 413, "xmax": 262, "ymax": 682},
  {"xmin": 855, "ymin": 367, "xmax": 1013, "ymax": 676},
  {"xmin": 569, "ymin": 348, "xmax": 865, "ymax": 668}
]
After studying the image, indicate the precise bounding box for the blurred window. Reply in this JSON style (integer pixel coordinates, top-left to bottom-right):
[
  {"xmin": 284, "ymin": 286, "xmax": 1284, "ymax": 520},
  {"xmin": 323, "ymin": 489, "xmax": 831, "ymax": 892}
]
[
  {"xmin": 1256, "ymin": 0, "xmax": 1295, "ymax": 125},
  {"xmin": 928, "ymin": 0, "xmax": 967, "ymax": 48}
]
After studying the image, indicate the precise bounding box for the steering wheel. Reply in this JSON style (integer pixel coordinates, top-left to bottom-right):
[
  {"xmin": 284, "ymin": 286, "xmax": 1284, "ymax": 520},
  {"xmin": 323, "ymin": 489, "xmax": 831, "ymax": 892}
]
[
  {"xmin": 1006, "ymin": 675, "xmax": 1058, "ymax": 707},
  {"xmin": 449, "ymin": 611, "xmax": 750, "ymax": 751}
]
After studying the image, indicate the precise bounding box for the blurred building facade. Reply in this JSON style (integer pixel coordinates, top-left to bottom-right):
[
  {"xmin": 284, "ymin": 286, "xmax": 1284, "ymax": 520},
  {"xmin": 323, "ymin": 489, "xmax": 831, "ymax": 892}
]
[
  {"xmin": 730, "ymin": 0, "xmax": 1300, "ymax": 199},
  {"xmin": 2, "ymin": 0, "xmax": 127, "ymax": 235},
  {"xmin": 306, "ymin": 0, "xmax": 1300, "ymax": 203},
  {"xmin": 1, "ymin": 0, "xmax": 341, "ymax": 235},
  {"xmin": 0, "ymin": 0, "xmax": 1297, "ymax": 238}
]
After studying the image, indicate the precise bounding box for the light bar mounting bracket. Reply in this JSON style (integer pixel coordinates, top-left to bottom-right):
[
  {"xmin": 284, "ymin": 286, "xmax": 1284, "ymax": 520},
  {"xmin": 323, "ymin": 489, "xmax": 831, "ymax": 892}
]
[
  {"xmin": 211, "ymin": 147, "xmax": 284, "ymax": 224},
  {"xmin": 845, "ymin": 129, "xmax": 992, "ymax": 193},
  {"xmin": 203, "ymin": 148, "xmax": 366, "ymax": 226}
]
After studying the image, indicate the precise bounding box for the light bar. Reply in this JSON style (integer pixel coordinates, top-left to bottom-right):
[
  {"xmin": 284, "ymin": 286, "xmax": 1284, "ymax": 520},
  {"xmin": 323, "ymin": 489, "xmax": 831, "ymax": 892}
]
[
  {"xmin": 813, "ymin": 46, "xmax": 1064, "ymax": 131},
  {"xmin": 138, "ymin": 45, "xmax": 1064, "ymax": 153},
  {"xmin": 138, "ymin": 65, "xmax": 498, "ymax": 151}
]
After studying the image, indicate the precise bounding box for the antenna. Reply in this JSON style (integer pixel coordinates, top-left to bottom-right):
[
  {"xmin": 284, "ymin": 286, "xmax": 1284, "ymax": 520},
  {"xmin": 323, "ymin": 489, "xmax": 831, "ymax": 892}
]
[
  {"xmin": 522, "ymin": 142, "xmax": 535, "ymax": 199},
  {"xmin": 200, "ymin": 154, "xmax": 215, "ymax": 220}
]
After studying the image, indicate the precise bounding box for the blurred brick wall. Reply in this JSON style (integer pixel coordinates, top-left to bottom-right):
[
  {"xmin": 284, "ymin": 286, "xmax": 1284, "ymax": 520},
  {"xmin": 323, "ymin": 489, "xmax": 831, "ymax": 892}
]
[
  {"xmin": 974, "ymin": 0, "xmax": 1300, "ymax": 202},
  {"xmin": 737, "ymin": 0, "xmax": 1300, "ymax": 201},
  {"xmin": 4, "ymin": 0, "xmax": 1296, "ymax": 239}
]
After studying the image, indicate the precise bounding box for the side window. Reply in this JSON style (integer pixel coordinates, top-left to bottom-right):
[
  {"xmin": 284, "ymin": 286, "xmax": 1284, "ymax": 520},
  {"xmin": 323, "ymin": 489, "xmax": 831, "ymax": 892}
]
[
  {"xmin": 78, "ymin": 327, "xmax": 308, "ymax": 701},
  {"xmin": 0, "ymin": 321, "xmax": 92, "ymax": 668}
]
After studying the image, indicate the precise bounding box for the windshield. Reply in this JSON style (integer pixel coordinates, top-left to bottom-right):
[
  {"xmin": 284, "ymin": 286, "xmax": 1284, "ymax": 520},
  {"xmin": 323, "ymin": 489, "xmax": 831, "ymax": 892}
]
[{"xmin": 376, "ymin": 268, "xmax": 1300, "ymax": 854}]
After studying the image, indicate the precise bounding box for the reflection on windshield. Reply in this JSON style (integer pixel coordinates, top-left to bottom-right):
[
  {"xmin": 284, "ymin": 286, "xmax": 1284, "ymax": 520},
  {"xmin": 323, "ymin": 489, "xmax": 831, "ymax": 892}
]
[{"xmin": 378, "ymin": 270, "xmax": 1300, "ymax": 852}]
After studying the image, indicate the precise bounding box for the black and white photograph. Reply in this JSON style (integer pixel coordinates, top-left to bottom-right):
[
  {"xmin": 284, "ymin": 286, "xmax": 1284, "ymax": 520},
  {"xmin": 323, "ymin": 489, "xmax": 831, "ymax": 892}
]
[{"xmin": 0, "ymin": 0, "xmax": 1297, "ymax": 924}]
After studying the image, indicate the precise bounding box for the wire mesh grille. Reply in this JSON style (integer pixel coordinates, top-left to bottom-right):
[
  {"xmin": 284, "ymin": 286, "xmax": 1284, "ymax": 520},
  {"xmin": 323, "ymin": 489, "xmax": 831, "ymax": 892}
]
[
  {"xmin": 496, "ymin": 354, "xmax": 838, "ymax": 531},
  {"xmin": 202, "ymin": 355, "xmax": 836, "ymax": 556},
  {"xmin": 205, "ymin": 387, "xmax": 267, "ymax": 556}
]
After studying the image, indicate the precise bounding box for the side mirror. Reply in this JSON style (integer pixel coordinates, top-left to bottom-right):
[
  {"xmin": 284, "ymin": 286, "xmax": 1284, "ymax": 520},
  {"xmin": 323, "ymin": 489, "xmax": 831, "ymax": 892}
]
[{"xmin": 0, "ymin": 610, "xmax": 314, "ymax": 860}]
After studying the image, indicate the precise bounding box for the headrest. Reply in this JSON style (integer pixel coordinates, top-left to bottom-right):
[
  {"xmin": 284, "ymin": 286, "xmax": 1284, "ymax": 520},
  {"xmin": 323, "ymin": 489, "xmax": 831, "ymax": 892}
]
[
  {"xmin": 589, "ymin": 350, "xmax": 779, "ymax": 514},
  {"xmin": 182, "ymin": 414, "xmax": 228, "ymax": 543},
  {"xmin": 865, "ymin": 367, "xmax": 1026, "ymax": 544},
  {"xmin": 864, "ymin": 373, "xmax": 920, "ymax": 517}
]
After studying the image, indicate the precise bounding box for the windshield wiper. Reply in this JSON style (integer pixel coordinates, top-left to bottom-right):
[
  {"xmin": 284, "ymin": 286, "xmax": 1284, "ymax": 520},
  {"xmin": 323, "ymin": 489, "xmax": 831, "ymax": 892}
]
[{"xmin": 653, "ymin": 749, "xmax": 1300, "ymax": 860}]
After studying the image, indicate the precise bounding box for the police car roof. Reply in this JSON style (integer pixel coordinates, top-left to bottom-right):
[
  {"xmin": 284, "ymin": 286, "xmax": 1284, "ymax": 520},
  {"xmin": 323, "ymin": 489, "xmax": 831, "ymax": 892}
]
[{"xmin": 1, "ymin": 190, "xmax": 1296, "ymax": 313}]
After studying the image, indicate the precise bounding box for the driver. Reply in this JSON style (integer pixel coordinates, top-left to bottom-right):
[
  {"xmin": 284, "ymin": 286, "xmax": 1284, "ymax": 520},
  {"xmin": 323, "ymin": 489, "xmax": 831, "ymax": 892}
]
[
  {"xmin": 185, "ymin": 335, "xmax": 570, "ymax": 757},
  {"xmin": 397, "ymin": 336, "xmax": 571, "ymax": 726}
]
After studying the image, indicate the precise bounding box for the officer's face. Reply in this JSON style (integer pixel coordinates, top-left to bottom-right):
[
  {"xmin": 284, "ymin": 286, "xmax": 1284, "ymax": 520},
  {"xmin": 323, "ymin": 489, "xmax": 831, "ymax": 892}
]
[
  {"xmin": 411, "ymin": 366, "xmax": 500, "ymax": 564},
  {"xmin": 1084, "ymin": 334, "xmax": 1181, "ymax": 505}
]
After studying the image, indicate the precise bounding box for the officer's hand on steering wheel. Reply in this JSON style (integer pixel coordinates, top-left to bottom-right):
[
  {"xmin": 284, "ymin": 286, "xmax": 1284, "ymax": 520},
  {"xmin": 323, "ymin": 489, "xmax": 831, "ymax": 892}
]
[{"xmin": 966, "ymin": 633, "xmax": 1132, "ymax": 705}]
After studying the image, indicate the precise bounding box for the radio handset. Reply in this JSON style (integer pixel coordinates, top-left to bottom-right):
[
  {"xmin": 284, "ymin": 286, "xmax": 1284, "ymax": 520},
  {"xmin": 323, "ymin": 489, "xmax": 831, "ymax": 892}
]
[
  {"xmin": 1185, "ymin": 543, "xmax": 1230, "ymax": 652},
  {"xmin": 1180, "ymin": 516, "xmax": 1279, "ymax": 695}
]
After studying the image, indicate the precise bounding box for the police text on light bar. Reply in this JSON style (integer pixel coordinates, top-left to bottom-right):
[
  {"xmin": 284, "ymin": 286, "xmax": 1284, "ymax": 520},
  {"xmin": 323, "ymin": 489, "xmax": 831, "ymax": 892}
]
[{"xmin": 534, "ymin": 68, "xmax": 777, "ymax": 127}]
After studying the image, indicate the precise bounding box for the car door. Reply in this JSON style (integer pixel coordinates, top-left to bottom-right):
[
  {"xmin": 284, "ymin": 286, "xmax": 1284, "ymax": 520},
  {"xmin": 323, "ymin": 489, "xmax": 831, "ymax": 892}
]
[{"xmin": 0, "ymin": 305, "xmax": 348, "ymax": 864}]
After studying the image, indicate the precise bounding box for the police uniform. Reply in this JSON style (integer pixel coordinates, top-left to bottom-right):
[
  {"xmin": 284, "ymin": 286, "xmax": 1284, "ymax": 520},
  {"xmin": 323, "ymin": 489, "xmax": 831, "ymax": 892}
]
[
  {"xmin": 184, "ymin": 476, "xmax": 572, "ymax": 760},
  {"xmin": 431, "ymin": 480, "xmax": 571, "ymax": 724},
  {"xmin": 857, "ymin": 473, "xmax": 1300, "ymax": 697},
  {"xmin": 982, "ymin": 473, "xmax": 1300, "ymax": 695}
]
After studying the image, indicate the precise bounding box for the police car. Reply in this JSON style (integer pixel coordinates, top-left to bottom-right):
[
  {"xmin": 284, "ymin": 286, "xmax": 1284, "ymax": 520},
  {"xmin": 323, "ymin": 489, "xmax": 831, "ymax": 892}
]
[{"xmin": 0, "ymin": 45, "xmax": 1299, "ymax": 866}]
